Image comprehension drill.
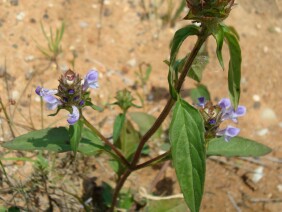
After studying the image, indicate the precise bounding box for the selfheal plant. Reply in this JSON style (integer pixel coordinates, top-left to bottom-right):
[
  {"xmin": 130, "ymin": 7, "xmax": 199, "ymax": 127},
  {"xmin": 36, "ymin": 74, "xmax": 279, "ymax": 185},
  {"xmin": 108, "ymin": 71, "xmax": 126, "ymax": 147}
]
[
  {"xmin": 35, "ymin": 69, "xmax": 99, "ymax": 125},
  {"xmin": 2, "ymin": 1, "xmax": 272, "ymax": 212}
]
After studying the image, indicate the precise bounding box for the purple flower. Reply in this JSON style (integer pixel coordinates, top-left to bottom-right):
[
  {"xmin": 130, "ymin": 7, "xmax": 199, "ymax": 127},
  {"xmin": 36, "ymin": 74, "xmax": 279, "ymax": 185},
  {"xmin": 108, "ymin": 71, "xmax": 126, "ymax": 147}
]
[
  {"xmin": 67, "ymin": 106, "xmax": 80, "ymax": 125},
  {"xmin": 197, "ymin": 96, "xmax": 246, "ymax": 142},
  {"xmin": 43, "ymin": 95, "xmax": 62, "ymax": 110},
  {"xmin": 216, "ymin": 125, "xmax": 240, "ymax": 142},
  {"xmin": 198, "ymin": 97, "xmax": 206, "ymax": 107},
  {"xmin": 36, "ymin": 86, "xmax": 58, "ymax": 97},
  {"xmin": 218, "ymin": 98, "xmax": 246, "ymax": 123},
  {"xmin": 83, "ymin": 70, "xmax": 99, "ymax": 90},
  {"xmin": 35, "ymin": 87, "xmax": 61, "ymax": 110},
  {"xmin": 35, "ymin": 69, "xmax": 99, "ymax": 125}
]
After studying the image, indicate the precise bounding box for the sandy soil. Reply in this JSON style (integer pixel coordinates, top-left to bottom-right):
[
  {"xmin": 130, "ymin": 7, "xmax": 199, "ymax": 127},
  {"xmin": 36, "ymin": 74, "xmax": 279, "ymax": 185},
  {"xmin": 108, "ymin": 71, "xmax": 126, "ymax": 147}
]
[{"xmin": 0, "ymin": 0, "xmax": 281, "ymax": 211}]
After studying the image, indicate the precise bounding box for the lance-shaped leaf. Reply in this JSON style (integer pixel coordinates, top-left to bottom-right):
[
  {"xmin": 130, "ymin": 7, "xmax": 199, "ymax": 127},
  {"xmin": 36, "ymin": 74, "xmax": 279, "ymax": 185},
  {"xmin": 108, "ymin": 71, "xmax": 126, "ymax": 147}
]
[
  {"xmin": 168, "ymin": 25, "xmax": 200, "ymax": 99},
  {"xmin": 223, "ymin": 25, "xmax": 242, "ymax": 109},
  {"xmin": 207, "ymin": 136, "xmax": 272, "ymax": 157},
  {"xmin": 212, "ymin": 25, "xmax": 225, "ymax": 70},
  {"xmin": 169, "ymin": 99, "xmax": 206, "ymax": 212},
  {"xmin": 112, "ymin": 113, "xmax": 125, "ymax": 143},
  {"xmin": 69, "ymin": 119, "xmax": 83, "ymax": 157}
]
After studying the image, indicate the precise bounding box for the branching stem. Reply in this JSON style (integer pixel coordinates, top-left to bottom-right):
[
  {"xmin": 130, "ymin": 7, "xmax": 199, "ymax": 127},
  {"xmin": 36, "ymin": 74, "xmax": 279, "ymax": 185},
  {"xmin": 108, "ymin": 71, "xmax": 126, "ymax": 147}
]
[
  {"xmin": 83, "ymin": 116, "xmax": 130, "ymax": 168},
  {"xmin": 110, "ymin": 30, "xmax": 209, "ymax": 211}
]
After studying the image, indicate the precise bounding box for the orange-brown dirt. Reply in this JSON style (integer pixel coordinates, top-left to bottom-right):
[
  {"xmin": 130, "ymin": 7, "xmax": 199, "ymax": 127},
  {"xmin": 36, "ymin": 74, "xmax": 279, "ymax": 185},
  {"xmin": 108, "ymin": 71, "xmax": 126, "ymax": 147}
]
[{"xmin": 0, "ymin": 0, "xmax": 281, "ymax": 211}]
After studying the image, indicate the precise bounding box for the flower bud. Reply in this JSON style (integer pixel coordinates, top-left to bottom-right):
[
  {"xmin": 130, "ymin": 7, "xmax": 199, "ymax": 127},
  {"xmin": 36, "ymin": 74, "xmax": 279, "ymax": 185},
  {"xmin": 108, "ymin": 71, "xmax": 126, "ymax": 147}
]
[{"xmin": 114, "ymin": 89, "xmax": 136, "ymax": 112}]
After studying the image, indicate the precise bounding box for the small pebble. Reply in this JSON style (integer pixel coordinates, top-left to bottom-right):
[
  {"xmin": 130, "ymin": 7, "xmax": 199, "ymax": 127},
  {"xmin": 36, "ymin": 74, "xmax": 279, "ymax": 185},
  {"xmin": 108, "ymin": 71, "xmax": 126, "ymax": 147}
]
[
  {"xmin": 24, "ymin": 55, "xmax": 35, "ymax": 62},
  {"xmin": 35, "ymin": 96, "xmax": 41, "ymax": 102},
  {"xmin": 127, "ymin": 58, "xmax": 137, "ymax": 67},
  {"xmin": 79, "ymin": 21, "xmax": 89, "ymax": 28},
  {"xmin": 16, "ymin": 12, "xmax": 25, "ymax": 21},
  {"xmin": 252, "ymin": 94, "xmax": 260, "ymax": 102},
  {"xmin": 277, "ymin": 184, "xmax": 282, "ymax": 192},
  {"xmin": 256, "ymin": 24, "xmax": 261, "ymax": 29},
  {"xmin": 263, "ymin": 46, "xmax": 269, "ymax": 53},
  {"xmin": 252, "ymin": 166, "xmax": 264, "ymax": 183},
  {"xmin": 12, "ymin": 90, "xmax": 20, "ymax": 100},
  {"xmin": 273, "ymin": 27, "xmax": 281, "ymax": 33},
  {"xmin": 256, "ymin": 128, "xmax": 269, "ymax": 136},
  {"xmin": 261, "ymin": 108, "xmax": 277, "ymax": 122}
]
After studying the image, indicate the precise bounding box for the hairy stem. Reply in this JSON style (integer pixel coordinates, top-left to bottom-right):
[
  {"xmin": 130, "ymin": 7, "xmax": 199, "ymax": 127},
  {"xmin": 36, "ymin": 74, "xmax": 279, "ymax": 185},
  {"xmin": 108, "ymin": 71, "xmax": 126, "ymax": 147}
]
[
  {"xmin": 83, "ymin": 116, "xmax": 130, "ymax": 168},
  {"xmin": 110, "ymin": 31, "xmax": 208, "ymax": 211}
]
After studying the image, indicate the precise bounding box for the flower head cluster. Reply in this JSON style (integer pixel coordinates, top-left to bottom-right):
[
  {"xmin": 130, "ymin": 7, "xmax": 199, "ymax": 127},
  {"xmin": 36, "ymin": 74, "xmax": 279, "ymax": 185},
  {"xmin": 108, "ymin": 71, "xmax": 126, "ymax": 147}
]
[
  {"xmin": 36, "ymin": 69, "xmax": 99, "ymax": 125},
  {"xmin": 197, "ymin": 97, "xmax": 246, "ymax": 142},
  {"xmin": 185, "ymin": 0, "xmax": 235, "ymax": 25}
]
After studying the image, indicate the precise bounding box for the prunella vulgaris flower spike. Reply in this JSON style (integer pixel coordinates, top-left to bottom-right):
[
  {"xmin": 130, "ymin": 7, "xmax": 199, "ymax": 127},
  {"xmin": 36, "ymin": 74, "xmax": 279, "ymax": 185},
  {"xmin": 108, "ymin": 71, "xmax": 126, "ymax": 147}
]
[
  {"xmin": 185, "ymin": 0, "xmax": 235, "ymax": 26},
  {"xmin": 35, "ymin": 68, "xmax": 99, "ymax": 125},
  {"xmin": 197, "ymin": 96, "xmax": 245, "ymax": 142}
]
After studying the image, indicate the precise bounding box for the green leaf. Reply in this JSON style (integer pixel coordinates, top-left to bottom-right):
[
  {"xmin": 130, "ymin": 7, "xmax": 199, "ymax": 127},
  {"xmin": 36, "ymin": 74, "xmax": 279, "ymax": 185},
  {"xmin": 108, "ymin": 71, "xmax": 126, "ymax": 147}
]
[
  {"xmin": 129, "ymin": 112, "xmax": 162, "ymax": 139},
  {"xmin": 102, "ymin": 182, "xmax": 113, "ymax": 207},
  {"xmin": 147, "ymin": 198, "xmax": 188, "ymax": 212},
  {"xmin": 222, "ymin": 25, "xmax": 242, "ymax": 109},
  {"xmin": 207, "ymin": 136, "xmax": 272, "ymax": 157},
  {"xmin": 2, "ymin": 127, "xmax": 105, "ymax": 156},
  {"xmin": 190, "ymin": 84, "xmax": 211, "ymax": 104},
  {"xmin": 69, "ymin": 119, "xmax": 83, "ymax": 157},
  {"xmin": 168, "ymin": 25, "xmax": 200, "ymax": 99},
  {"xmin": 118, "ymin": 120, "xmax": 140, "ymax": 159},
  {"xmin": 170, "ymin": 25, "xmax": 199, "ymax": 65},
  {"xmin": 113, "ymin": 113, "xmax": 126, "ymax": 143},
  {"xmin": 85, "ymin": 101, "xmax": 103, "ymax": 112},
  {"xmin": 169, "ymin": 99, "xmax": 206, "ymax": 212},
  {"xmin": 213, "ymin": 25, "xmax": 224, "ymax": 70},
  {"xmin": 119, "ymin": 192, "xmax": 134, "ymax": 209}
]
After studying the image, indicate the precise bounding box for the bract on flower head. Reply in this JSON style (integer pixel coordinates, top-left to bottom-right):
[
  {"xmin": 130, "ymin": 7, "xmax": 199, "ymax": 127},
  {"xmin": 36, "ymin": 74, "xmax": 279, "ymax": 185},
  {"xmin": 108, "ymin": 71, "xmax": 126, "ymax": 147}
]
[
  {"xmin": 197, "ymin": 96, "xmax": 245, "ymax": 142},
  {"xmin": 35, "ymin": 69, "xmax": 99, "ymax": 125}
]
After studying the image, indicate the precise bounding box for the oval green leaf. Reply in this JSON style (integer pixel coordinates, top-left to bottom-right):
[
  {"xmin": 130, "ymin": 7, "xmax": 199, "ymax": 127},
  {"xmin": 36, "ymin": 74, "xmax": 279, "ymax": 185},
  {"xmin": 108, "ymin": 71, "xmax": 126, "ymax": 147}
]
[
  {"xmin": 2, "ymin": 127, "xmax": 105, "ymax": 156},
  {"xmin": 169, "ymin": 99, "xmax": 206, "ymax": 212},
  {"xmin": 207, "ymin": 136, "xmax": 272, "ymax": 157}
]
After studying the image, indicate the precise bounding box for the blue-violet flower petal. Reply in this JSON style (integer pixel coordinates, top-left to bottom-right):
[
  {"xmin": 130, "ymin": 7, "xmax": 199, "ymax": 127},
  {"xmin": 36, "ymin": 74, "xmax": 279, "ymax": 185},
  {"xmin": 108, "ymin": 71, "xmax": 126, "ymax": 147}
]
[
  {"xmin": 67, "ymin": 106, "xmax": 80, "ymax": 125},
  {"xmin": 83, "ymin": 70, "xmax": 99, "ymax": 90},
  {"xmin": 35, "ymin": 86, "xmax": 58, "ymax": 97},
  {"xmin": 43, "ymin": 95, "xmax": 61, "ymax": 110},
  {"xmin": 198, "ymin": 97, "xmax": 206, "ymax": 107},
  {"xmin": 216, "ymin": 125, "xmax": 240, "ymax": 142}
]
